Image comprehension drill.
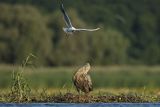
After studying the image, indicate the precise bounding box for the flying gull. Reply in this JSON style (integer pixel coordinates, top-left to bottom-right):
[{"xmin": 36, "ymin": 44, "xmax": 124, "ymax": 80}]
[{"xmin": 60, "ymin": 3, "xmax": 100, "ymax": 34}]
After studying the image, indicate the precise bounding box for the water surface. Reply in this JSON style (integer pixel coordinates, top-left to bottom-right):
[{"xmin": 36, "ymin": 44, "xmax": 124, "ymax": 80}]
[{"xmin": 0, "ymin": 103, "xmax": 160, "ymax": 107}]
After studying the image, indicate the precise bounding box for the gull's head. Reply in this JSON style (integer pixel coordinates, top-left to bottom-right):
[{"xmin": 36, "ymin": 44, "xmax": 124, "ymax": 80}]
[{"xmin": 63, "ymin": 28, "xmax": 68, "ymax": 33}]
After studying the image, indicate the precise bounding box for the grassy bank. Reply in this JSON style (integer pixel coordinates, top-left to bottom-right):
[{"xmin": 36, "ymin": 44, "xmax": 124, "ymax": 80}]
[
  {"xmin": 0, "ymin": 88, "xmax": 160, "ymax": 103},
  {"xmin": 0, "ymin": 65, "xmax": 160, "ymax": 102}
]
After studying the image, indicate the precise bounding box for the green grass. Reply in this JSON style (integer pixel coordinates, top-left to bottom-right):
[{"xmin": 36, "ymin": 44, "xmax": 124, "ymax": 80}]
[
  {"xmin": 0, "ymin": 88, "xmax": 160, "ymax": 103},
  {"xmin": 0, "ymin": 65, "xmax": 160, "ymax": 102},
  {"xmin": 0, "ymin": 65, "xmax": 160, "ymax": 89}
]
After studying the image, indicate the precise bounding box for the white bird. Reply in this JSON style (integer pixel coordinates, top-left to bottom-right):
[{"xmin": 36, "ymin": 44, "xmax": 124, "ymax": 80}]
[{"xmin": 60, "ymin": 3, "xmax": 100, "ymax": 34}]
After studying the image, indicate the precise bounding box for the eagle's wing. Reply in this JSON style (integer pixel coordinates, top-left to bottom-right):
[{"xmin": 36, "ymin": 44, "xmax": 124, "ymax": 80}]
[{"xmin": 85, "ymin": 74, "xmax": 93, "ymax": 91}]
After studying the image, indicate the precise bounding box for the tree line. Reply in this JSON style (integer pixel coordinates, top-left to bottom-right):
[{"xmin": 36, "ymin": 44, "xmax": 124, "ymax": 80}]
[{"xmin": 0, "ymin": 0, "xmax": 160, "ymax": 66}]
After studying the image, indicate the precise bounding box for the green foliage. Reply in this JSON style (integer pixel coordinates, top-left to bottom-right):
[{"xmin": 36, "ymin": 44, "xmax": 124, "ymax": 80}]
[
  {"xmin": 1, "ymin": 89, "xmax": 160, "ymax": 103},
  {"xmin": 89, "ymin": 29, "xmax": 129, "ymax": 65},
  {"xmin": 0, "ymin": 65, "xmax": 160, "ymax": 103},
  {"xmin": 0, "ymin": 4, "xmax": 52, "ymax": 65},
  {"xmin": 10, "ymin": 54, "xmax": 35, "ymax": 102},
  {"xmin": 48, "ymin": 10, "xmax": 90, "ymax": 66},
  {"xmin": 1, "ymin": 66, "xmax": 160, "ymax": 89},
  {"xmin": 0, "ymin": 0, "xmax": 160, "ymax": 65},
  {"xmin": 0, "ymin": 65, "xmax": 160, "ymax": 102}
]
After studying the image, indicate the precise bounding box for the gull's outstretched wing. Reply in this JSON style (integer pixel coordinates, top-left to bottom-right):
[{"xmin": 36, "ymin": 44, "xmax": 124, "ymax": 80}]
[
  {"xmin": 60, "ymin": 4, "xmax": 73, "ymax": 27},
  {"xmin": 75, "ymin": 28, "xmax": 100, "ymax": 32}
]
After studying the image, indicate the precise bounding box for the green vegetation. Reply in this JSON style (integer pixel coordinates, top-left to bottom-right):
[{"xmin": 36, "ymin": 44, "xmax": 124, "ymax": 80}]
[
  {"xmin": 1, "ymin": 66, "xmax": 160, "ymax": 89},
  {"xmin": 10, "ymin": 54, "xmax": 35, "ymax": 102},
  {"xmin": 0, "ymin": 0, "xmax": 160, "ymax": 103},
  {"xmin": 0, "ymin": 65, "xmax": 160, "ymax": 102},
  {"xmin": 0, "ymin": 0, "xmax": 159, "ymax": 66},
  {"xmin": 0, "ymin": 4, "xmax": 52, "ymax": 65},
  {"xmin": 0, "ymin": 87, "xmax": 160, "ymax": 103}
]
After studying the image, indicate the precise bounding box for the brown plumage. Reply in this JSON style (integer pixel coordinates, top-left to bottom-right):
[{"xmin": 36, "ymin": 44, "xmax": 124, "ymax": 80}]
[{"xmin": 73, "ymin": 63, "xmax": 93, "ymax": 94}]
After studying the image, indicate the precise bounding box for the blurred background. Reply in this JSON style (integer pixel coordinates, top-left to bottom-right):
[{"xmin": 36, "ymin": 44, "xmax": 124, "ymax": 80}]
[{"xmin": 0, "ymin": 0, "xmax": 160, "ymax": 90}]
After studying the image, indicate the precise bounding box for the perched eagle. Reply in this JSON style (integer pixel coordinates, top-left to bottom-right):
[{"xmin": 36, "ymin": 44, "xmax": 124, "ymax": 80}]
[{"xmin": 73, "ymin": 63, "xmax": 93, "ymax": 94}]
